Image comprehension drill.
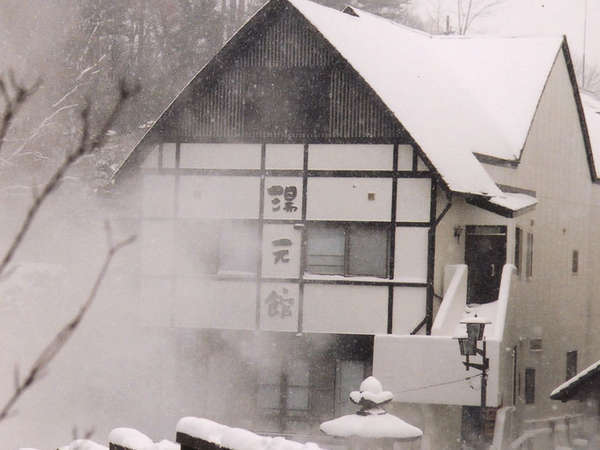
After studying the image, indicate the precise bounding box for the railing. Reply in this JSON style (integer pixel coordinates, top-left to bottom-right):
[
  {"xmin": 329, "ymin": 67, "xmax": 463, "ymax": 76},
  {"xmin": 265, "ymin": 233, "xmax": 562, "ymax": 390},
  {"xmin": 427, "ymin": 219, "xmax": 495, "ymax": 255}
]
[
  {"xmin": 431, "ymin": 264, "xmax": 467, "ymax": 336},
  {"xmin": 490, "ymin": 406, "xmax": 515, "ymax": 450}
]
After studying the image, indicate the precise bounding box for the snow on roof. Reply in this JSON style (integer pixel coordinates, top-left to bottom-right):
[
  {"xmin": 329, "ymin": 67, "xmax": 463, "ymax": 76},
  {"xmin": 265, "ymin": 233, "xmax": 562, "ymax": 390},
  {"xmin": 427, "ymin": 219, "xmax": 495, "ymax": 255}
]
[
  {"xmin": 320, "ymin": 413, "xmax": 422, "ymax": 440},
  {"xmin": 176, "ymin": 417, "xmax": 325, "ymax": 450},
  {"xmin": 550, "ymin": 359, "xmax": 600, "ymax": 400},
  {"xmin": 582, "ymin": 92, "xmax": 600, "ymax": 177},
  {"xmin": 488, "ymin": 192, "xmax": 537, "ymax": 212},
  {"xmin": 288, "ymin": 0, "xmax": 563, "ymax": 195}
]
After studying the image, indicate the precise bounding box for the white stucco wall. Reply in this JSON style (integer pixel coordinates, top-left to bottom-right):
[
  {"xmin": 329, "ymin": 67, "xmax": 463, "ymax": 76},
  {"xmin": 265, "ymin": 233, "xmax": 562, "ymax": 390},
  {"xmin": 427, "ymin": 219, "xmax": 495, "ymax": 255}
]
[
  {"xmin": 179, "ymin": 143, "xmax": 261, "ymax": 169},
  {"xmin": 306, "ymin": 177, "xmax": 392, "ymax": 221},
  {"xmin": 302, "ymin": 284, "xmax": 388, "ymax": 334},
  {"xmin": 265, "ymin": 144, "xmax": 304, "ymax": 169},
  {"xmin": 308, "ymin": 144, "xmax": 393, "ymax": 170},
  {"xmin": 178, "ymin": 176, "xmax": 260, "ymax": 219}
]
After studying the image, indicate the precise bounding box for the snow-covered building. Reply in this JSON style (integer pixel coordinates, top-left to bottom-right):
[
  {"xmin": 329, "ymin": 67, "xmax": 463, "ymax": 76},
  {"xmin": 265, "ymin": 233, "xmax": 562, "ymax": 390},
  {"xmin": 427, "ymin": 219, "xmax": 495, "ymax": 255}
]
[{"xmin": 115, "ymin": 0, "xmax": 600, "ymax": 447}]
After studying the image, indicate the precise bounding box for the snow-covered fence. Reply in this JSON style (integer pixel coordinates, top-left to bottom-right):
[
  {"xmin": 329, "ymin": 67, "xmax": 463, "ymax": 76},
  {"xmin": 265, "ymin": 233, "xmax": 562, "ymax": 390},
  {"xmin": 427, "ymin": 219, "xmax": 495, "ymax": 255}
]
[
  {"xmin": 176, "ymin": 417, "xmax": 325, "ymax": 450},
  {"xmin": 107, "ymin": 428, "xmax": 179, "ymax": 450}
]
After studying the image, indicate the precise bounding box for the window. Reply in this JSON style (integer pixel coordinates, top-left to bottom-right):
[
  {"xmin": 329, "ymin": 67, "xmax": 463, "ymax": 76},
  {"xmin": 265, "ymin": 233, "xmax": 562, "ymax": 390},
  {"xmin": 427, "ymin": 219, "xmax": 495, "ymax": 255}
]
[
  {"xmin": 514, "ymin": 227, "xmax": 522, "ymax": 276},
  {"xmin": 218, "ymin": 222, "xmax": 259, "ymax": 274},
  {"xmin": 572, "ymin": 250, "xmax": 579, "ymax": 274},
  {"xmin": 306, "ymin": 223, "xmax": 389, "ymax": 278},
  {"xmin": 566, "ymin": 351, "xmax": 578, "ymax": 380},
  {"xmin": 526, "ymin": 232, "xmax": 534, "ymax": 279},
  {"xmin": 525, "ymin": 368, "xmax": 536, "ymax": 404}
]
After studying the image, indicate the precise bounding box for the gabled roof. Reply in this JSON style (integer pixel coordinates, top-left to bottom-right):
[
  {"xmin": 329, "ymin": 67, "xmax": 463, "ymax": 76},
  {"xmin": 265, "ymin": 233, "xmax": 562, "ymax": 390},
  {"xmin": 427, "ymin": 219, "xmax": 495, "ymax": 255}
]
[
  {"xmin": 287, "ymin": 0, "xmax": 564, "ymax": 196},
  {"xmin": 116, "ymin": 0, "xmax": 582, "ymax": 205}
]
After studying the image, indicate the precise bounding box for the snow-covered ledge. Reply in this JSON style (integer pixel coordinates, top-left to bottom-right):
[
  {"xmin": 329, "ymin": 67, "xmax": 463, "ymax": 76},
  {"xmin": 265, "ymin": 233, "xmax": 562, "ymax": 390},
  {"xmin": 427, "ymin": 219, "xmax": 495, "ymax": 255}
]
[
  {"xmin": 175, "ymin": 417, "xmax": 324, "ymax": 450},
  {"xmin": 431, "ymin": 264, "xmax": 468, "ymax": 336},
  {"xmin": 108, "ymin": 428, "xmax": 179, "ymax": 450}
]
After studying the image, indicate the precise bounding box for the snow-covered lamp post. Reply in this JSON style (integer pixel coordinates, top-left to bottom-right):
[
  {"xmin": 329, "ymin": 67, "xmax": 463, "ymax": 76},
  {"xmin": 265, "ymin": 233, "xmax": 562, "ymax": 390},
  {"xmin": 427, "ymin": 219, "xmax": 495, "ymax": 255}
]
[{"xmin": 320, "ymin": 376, "xmax": 422, "ymax": 450}]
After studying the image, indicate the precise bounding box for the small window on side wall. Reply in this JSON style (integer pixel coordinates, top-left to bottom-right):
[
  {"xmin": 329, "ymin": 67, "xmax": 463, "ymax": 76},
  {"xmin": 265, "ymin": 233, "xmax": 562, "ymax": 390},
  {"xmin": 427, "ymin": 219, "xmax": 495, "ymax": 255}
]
[
  {"xmin": 514, "ymin": 227, "xmax": 522, "ymax": 276},
  {"xmin": 572, "ymin": 250, "xmax": 579, "ymax": 274},
  {"xmin": 525, "ymin": 232, "xmax": 533, "ymax": 279},
  {"xmin": 566, "ymin": 351, "xmax": 578, "ymax": 380},
  {"xmin": 525, "ymin": 368, "xmax": 536, "ymax": 404}
]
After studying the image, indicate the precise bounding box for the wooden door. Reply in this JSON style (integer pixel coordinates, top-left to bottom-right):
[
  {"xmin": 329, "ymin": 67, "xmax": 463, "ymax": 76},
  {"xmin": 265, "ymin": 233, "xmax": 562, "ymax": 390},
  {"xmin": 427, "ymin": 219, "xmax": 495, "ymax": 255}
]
[{"xmin": 465, "ymin": 226, "xmax": 507, "ymax": 304}]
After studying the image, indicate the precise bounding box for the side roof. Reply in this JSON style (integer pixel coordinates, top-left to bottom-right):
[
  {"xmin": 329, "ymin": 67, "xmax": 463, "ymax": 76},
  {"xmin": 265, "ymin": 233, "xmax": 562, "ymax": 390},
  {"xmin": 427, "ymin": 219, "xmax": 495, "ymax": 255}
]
[{"xmin": 115, "ymin": 0, "xmax": 593, "ymax": 199}]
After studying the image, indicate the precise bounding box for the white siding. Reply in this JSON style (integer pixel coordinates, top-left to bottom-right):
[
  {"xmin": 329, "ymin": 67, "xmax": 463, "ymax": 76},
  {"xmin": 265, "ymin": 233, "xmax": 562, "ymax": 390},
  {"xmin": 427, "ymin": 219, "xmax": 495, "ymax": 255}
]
[
  {"xmin": 173, "ymin": 279, "xmax": 256, "ymax": 329},
  {"xmin": 392, "ymin": 287, "xmax": 427, "ymax": 334},
  {"xmin": 307, "ymin": 178, "xmax": 392, "ymax": 221},
  {"xmin": 395, "ymin": 178, "xmax": 431, "ymax": 222},
  {"xmin": 302, "ymin": 284, "xmax": 388, "ymax": 334},
  {"xmin": 162, "ymin": 143, "xmax": 177, "ymax": 168},
  {"xmin": 142, "ymin": 174, "xmax": 175, "ymax": 217},
  {"xmin": 308, "ymin": 144, "xmax": 393, "ymax": 170},
  {"xmin": 141, "ymin": 220, "xmax": 174, "ymax": 276},
  {"xmin": 397, "ymin": 144, "xmax": 413, "ymax": 170},
  {"xmin": 178, "ymin": 176, "xmax": 260, "ymax": 219},
  {"xmin": 394, "ymin": 227, "xmax": 429, "ymax": 281},
  {"xmin": 265, "ymin": 144, "xmax": 304, "ymax": 169},
  {"xmin": 179, "ymin": 143, "xmax": 261, "ymax": 169}
]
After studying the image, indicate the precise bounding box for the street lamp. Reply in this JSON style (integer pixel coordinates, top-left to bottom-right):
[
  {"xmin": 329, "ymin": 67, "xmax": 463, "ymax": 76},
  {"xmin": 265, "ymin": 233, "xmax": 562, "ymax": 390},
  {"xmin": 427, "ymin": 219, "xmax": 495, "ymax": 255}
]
[{"xmin": 455, "ymin": 314, "xmax": 491, "ymax": 446}]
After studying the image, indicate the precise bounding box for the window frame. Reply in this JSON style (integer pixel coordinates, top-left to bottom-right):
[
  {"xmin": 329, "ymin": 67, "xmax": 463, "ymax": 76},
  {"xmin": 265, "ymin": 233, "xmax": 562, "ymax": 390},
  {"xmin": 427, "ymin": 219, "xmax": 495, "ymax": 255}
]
[
  {"xmin": 525, "ymin": 232, "xmax": 534, "ymax": 279},
  {"xmin": 305, "ymin": 222, "xmax": 390, "ymax": 278},
  {"xmin": 524, "ymin": 368, "xmax": 536, "ymax": 404},
  {"xmin": 514, "ymin": 227, "xmax": 522, "ymax": 276},
  {"xmin": 572, "ymin": 250, "xmax": 579, "ymax": 275},
  {"xmin": 566, "ymin": 350, "xmax": 578, "ymax": 381}
]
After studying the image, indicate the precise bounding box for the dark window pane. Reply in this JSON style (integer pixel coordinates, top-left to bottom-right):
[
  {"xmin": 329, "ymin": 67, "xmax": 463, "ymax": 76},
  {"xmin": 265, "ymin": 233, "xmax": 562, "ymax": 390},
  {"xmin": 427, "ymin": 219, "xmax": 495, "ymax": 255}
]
[
  {"xmin": 348, "ymin": 225, "xmax": 388, "ymax": 277},
  {"xmin": 566, "ymin": 351, "xmax": 578, "ymax": 380},
  {"xmin": 514, "ymin": 227, "xmax": 522, "ymax": 276},
  {"xmin": 525, "ymin": 368, "xmax": 535, "ymax": 404},
  {"xmin": 306, "ymin": 225, "xmax": 345, "ymax": 275},
  {"xmin": 572, "ymin": 250, "xmax": 579, "ymax": 274},
  {"xmin": 526, "ymin": 232, "xmax": 534, "ymax": 278}
]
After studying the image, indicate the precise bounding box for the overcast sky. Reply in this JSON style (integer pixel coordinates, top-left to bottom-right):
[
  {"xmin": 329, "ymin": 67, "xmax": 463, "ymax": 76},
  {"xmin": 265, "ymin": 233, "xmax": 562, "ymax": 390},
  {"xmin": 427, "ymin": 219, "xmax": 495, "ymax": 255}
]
[{"xmin": 414, "ymin": 0, "xmax": 600, "ymax": 69}]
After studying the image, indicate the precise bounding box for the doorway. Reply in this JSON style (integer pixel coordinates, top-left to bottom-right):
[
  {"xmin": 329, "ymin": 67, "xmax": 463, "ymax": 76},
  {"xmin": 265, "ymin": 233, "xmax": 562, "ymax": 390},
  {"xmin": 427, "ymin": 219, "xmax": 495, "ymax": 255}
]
[{"xmin": 465, "ymin": 225, "xmax": 507, "ymax": 304}]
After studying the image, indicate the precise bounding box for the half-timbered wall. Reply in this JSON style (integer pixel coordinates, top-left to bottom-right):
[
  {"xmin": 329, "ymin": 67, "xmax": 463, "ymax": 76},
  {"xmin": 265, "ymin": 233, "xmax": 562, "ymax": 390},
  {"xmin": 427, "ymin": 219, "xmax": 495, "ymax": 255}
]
[{"xmin": 139, "ymin": 143, "xmax": 434, "ymax": 335}]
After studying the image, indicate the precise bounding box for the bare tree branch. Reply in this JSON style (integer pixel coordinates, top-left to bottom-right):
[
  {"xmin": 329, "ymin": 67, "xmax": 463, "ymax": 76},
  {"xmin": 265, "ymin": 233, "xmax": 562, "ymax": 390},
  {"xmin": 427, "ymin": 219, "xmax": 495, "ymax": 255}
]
[
  {"xmin": 0, "ymin": 80, "xmax": 139, "ymax": 278},
  {"xmin": 0, "ymin": 72, "xmax": 41, "ymax": 154},
  {"xmin": 0, "ymin": 232, "xmax": 136, "ymax": 423}
]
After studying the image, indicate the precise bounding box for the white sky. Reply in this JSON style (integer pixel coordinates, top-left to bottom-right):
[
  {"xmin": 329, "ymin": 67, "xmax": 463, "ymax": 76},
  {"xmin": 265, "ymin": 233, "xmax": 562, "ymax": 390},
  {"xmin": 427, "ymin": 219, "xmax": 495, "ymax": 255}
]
[{"xmin": 412, "ymin": 0, "xmax": 600, "ymax": 68}]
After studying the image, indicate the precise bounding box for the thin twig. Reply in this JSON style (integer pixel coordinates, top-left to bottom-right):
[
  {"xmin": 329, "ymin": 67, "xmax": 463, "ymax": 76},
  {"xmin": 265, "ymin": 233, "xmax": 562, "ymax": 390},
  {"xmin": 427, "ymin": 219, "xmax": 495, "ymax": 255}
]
[
  {"xmin": 0, "ymin": 81, "xmax": 138, "ymax": 278},
  {"xmin": 0, "ymin": 233, "xmax": 136, "ymax": 423},
  {"xmin": 0, "ymin": 73, "xmax": 41, "ymax": 154}
]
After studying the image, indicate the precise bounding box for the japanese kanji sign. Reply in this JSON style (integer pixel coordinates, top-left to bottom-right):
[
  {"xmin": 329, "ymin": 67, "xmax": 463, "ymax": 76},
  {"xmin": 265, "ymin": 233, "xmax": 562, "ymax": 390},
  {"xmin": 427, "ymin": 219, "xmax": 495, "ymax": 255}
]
[
  {"xmin": 263, "ymin": 177, "xmax": 302, "ymax": 220},
  {"xmin": 260, "ymin": 282, "xmax": 299, "ymax": 332}
]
